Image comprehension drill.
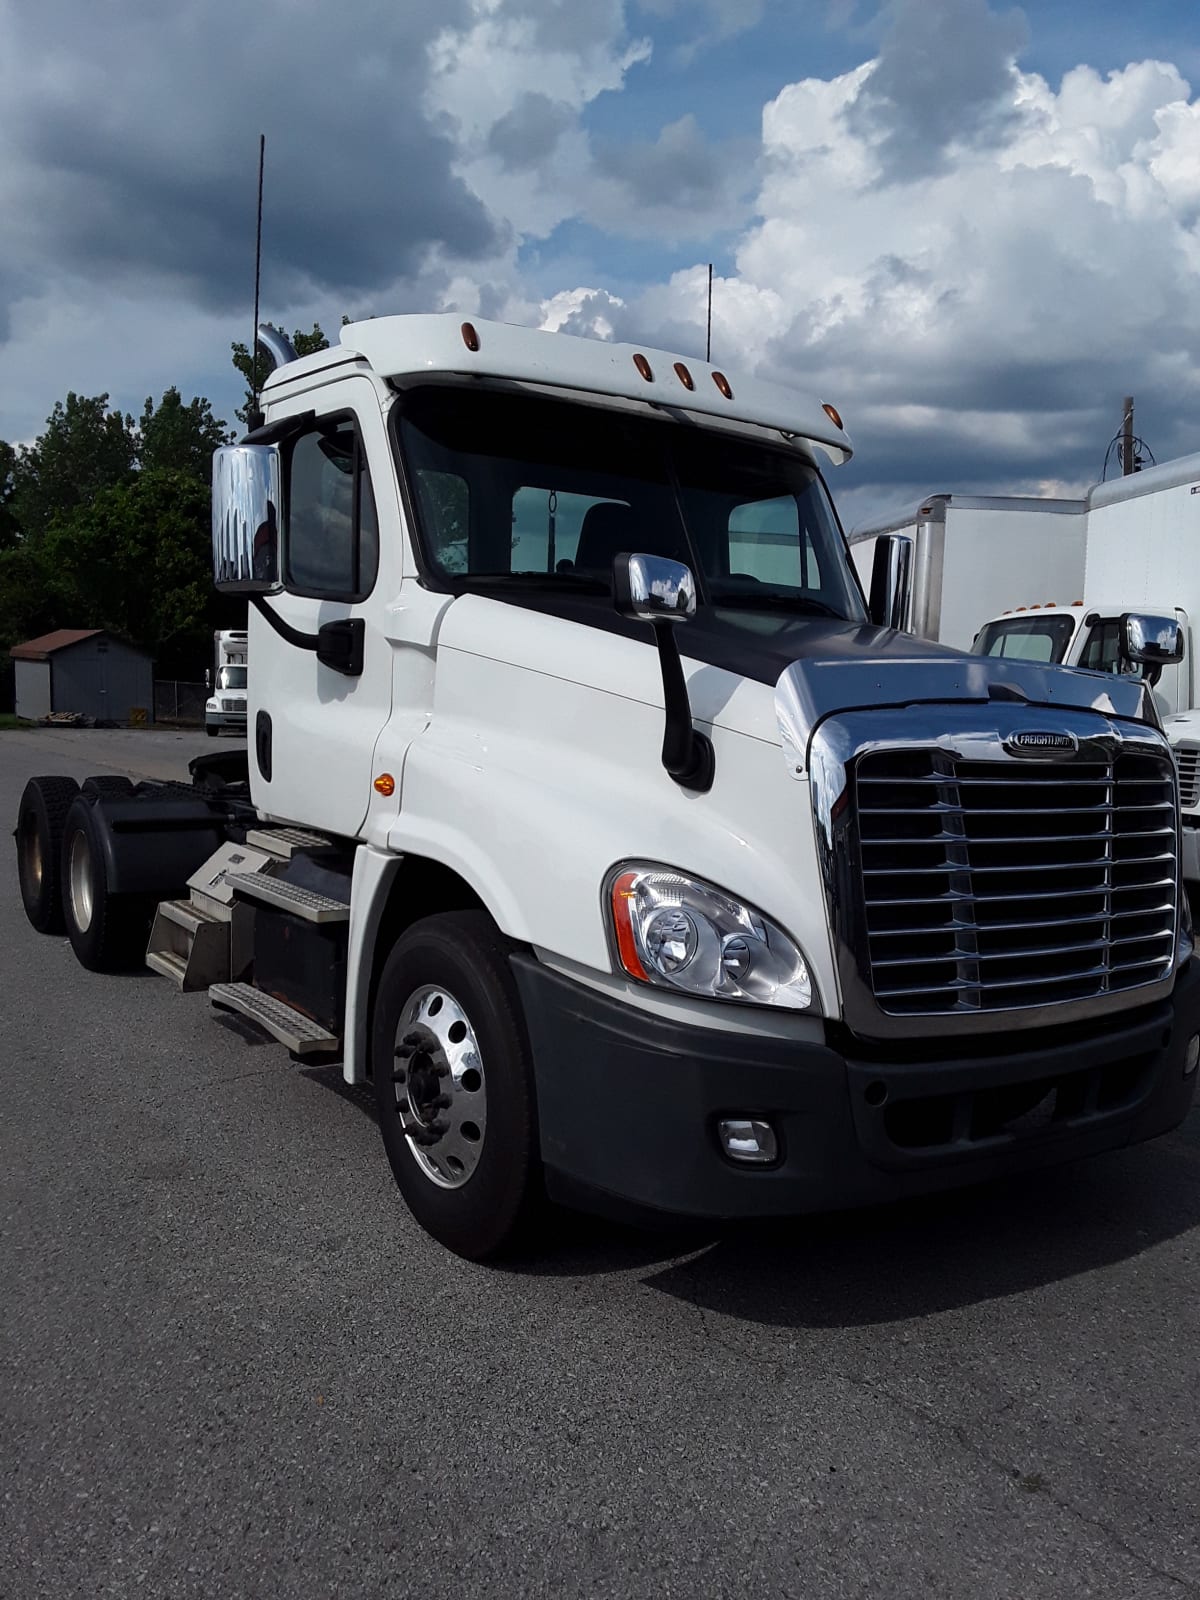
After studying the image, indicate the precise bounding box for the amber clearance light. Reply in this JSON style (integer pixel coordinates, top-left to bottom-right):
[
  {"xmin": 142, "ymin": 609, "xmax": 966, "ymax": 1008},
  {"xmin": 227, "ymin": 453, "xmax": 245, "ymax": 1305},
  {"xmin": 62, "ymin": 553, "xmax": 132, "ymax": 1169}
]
[
  {"xmin": 822, "ymin": 402, "xmax": 844, "ymax": 430},
  {"xmin": 374, "ymin": 774, "xmax": 396, "ymax": 797}
]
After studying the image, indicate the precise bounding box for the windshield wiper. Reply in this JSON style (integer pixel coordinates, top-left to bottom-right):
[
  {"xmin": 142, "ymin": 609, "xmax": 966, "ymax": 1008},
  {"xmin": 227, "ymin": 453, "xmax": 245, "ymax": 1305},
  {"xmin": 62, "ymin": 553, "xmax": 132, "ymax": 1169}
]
[
  {"xmin": 467, "ymin": 571, "xmax": 611, "ymax": 592},
  {"xmin": 710, "ymin": 590, "xmax": 846, "ymax": 620}
]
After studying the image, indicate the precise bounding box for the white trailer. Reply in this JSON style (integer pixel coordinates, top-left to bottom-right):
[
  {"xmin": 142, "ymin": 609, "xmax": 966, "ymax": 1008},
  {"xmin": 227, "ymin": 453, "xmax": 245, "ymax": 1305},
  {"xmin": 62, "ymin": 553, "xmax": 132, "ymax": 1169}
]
[
  {"xmin": 973, "ymin": 452, "xmax": 1200, "ymax": 877},
  {"xmin": 14, "ymin": 315, "xmax": 1200, "ymax": 1261},
  {"xmin": 848, "ymin": 494, "xmax": 1088, "ymax": 651},
  {"xmin": 205, "ymin": 628, "xmax": 248, "ymax": 736}
]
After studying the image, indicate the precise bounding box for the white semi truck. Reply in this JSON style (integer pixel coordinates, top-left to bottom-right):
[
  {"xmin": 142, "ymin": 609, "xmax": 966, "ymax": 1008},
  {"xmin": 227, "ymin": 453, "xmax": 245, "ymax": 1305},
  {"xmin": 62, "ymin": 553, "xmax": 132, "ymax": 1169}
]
[
  {"xmin": 14, "ymin": 316, "xmax": 1200, "ymax": 1260},
  {"xmin": 848, "ymin": 494, "xmax": 1088, "ymax": 651},
  {"xmin": 973, "ymin": 453, "xmax": 1200, "ymax": 881},
  {"xmin": 205, "ymin": 627, "xmax": 248, "ymax": 737}
]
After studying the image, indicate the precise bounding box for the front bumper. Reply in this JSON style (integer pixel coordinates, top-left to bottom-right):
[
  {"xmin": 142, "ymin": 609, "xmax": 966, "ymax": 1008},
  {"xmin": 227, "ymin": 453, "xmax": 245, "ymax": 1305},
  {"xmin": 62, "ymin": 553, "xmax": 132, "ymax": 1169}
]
[
  {"xmin": 512, "ymin": 955, "xmax": 1200, "ymax": 1222},
  {"xmin": 205, "ymin": 711, "xmax": 248, "ymax": 731}
]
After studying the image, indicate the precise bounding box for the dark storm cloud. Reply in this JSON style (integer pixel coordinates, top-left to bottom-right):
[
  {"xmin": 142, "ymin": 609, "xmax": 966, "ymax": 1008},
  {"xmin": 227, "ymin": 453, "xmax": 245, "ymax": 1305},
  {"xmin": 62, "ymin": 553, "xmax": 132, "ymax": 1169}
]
[
  {"xmin": 594, "ymin": 115, "xmax": 731, "ymax": 207},
  {"xmin": 487, "ymin": 94, "xmax": 575, "ymax": 171},
  {"xmin": 0, "ymin": 0, "xmax": 498, "ymax": 325},
  {"xmin": 848, "ymin": 0, "xmax": 1028, "ymax": 181}
]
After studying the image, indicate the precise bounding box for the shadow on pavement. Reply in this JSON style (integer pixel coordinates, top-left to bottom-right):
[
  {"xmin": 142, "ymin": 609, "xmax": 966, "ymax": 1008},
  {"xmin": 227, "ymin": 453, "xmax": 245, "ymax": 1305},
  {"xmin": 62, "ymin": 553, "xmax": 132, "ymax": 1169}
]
[{"xmin": 639, "ymin": 1129, "xmax": 1200, "ymax": 1327}]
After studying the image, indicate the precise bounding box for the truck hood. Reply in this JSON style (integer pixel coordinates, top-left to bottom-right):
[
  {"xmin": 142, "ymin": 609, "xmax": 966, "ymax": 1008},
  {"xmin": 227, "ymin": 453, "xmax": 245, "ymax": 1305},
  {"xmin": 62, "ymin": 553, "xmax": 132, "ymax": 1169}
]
[
  {"xmin": 440, "ymin": 592, "xmax": 1160, "ymax": 752},
  {"xmin": 773, "ymin": 626, "xmax": 1159, "ymax": 775}
]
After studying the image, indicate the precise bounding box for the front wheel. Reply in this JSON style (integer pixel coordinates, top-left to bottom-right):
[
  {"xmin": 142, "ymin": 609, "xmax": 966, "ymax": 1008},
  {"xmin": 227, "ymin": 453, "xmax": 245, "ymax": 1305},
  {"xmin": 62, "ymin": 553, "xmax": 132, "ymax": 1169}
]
[
  {"xmin": 371, "ymin": 911, "xmax": 543, "ymax": 1260},
  {"xmin": 206, "ymin": 725, "xmax": 219, "ymax": 738},
  {"xmin": 60, "ymin": 796, "xmax": 154, "ymax": 972}
]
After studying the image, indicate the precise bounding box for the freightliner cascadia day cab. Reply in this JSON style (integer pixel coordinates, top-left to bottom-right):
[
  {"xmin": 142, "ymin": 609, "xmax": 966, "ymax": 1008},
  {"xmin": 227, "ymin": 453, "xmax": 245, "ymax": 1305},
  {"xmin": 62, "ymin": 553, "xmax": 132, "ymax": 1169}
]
[
  {"xmin": 14, "ymin": 316, "xmax": 1200, "ymax": 1260},
  {"xmin": 205, "ymin": 627, "xmax": 248, "ymax": 737},
  {"xmin": 972, "ymin": 454, "xmax": 1200, "ymax": 883}
]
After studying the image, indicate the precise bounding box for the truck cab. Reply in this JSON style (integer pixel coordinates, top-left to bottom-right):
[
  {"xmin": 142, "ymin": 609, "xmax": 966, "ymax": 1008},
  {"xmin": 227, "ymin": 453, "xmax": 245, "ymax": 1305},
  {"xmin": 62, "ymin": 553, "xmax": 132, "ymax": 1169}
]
[
  {"xmin": 15, "ymin": 314, "xmax": 1200, "ymax": 1260},
  {"xmin": 205, "ymin": 628, "xmax": 248, "ymax": 737}
]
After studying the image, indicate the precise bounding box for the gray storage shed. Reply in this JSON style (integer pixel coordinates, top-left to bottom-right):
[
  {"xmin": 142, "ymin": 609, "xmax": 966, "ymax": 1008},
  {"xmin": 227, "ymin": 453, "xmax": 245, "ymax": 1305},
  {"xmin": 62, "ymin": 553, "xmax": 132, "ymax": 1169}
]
[{"xmin": 10, "ymin": 630, "xmax": 154, "ymax": 725}]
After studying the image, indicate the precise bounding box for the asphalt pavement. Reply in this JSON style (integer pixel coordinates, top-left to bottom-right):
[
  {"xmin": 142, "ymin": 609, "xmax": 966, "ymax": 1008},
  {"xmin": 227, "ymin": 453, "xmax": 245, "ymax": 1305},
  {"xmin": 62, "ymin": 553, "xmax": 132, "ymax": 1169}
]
[{"xmin": 3, "ymin": 729, "xmax": 1200, "ymax": 1598}]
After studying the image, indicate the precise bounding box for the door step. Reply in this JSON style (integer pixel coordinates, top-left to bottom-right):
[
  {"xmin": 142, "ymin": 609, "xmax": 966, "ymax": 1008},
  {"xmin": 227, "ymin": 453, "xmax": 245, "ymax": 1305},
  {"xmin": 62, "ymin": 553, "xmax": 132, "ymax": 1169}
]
[
  {"xmin": 209, "ymin": 982, "xmax": 341, "ymax": 1055},
  {"xmin": 223, "ymin": 871, "xmax": 350, "ymax": 923},
  {"xmin": 145, "ymin": 897, "xmax": 232, "ymax": 990},
  {"xmin": 246, "ymin": 826, "xmax": 334, "ymax": 860}
]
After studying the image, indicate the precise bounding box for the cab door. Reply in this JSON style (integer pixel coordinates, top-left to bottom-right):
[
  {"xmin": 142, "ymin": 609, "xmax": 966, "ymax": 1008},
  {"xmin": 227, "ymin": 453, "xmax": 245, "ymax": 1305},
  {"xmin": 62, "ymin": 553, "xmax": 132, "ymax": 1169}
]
[{"xmin": 250, "ymin": 377, "xmax": 396, "ymax": 838}]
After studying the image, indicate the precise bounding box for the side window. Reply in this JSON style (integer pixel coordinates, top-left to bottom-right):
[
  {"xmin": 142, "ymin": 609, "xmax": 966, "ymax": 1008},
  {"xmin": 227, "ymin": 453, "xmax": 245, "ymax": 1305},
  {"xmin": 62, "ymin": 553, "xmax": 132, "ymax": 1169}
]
[
  {"xmin": 414, "ymin": 469, "xmax": 470, "ymax": 574},
  {"xmin": 286, "ymin": 419, "xmax": 379, "ymax": 598},
  {"xmin": 729, "ymin": 495, "xmax": 822, "ymax": 588}
]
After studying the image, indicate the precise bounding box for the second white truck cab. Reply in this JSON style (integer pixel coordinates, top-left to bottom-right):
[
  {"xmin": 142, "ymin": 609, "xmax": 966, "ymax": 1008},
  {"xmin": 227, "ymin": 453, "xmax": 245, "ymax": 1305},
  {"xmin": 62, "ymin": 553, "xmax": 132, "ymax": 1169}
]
[
  {"xmin": 974, "ymin": 453, "xmax": 1200, "ymax": 877},
  {"xmin": 205, "ymin": 628, "xmax": 248, "ymax": 737},
  {"xmin": 15, "ymin": 315, "xmax": 1200, "ymax": 1261}
]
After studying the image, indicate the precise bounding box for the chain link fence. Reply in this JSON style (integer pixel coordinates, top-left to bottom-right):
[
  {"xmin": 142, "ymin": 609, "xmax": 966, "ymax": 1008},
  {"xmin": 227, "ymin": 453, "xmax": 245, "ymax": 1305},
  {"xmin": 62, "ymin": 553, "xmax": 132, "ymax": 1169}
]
[{"xmin": 154, "ymin": 680, "xmax": 207, "ymax": 726}]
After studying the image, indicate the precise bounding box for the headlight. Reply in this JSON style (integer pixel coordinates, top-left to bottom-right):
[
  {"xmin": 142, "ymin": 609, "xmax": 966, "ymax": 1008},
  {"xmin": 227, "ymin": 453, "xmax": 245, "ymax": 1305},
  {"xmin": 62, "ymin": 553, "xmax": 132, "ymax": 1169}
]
[{"xmin": 606, "ymin": 864, "xmax": 814, "ymax": 1011}]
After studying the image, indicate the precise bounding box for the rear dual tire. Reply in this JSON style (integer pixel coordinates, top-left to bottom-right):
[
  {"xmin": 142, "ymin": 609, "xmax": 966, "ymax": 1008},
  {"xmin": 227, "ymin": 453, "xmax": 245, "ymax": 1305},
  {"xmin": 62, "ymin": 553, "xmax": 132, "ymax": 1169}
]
[
  {"xmin": 59, "ymin": 794, "xmax": 155, "ymax": 972},
  {"xmin": 15, "ymin": 776, "xmax": 81, "ymax": 933}
]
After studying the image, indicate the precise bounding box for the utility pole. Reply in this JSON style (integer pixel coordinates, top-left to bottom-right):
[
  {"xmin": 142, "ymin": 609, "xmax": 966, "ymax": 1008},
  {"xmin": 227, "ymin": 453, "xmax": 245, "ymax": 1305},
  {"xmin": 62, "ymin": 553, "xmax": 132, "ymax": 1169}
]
[{"xmin": 1121, "ymin": 395, "xmax": 1135, "ymax": 476}]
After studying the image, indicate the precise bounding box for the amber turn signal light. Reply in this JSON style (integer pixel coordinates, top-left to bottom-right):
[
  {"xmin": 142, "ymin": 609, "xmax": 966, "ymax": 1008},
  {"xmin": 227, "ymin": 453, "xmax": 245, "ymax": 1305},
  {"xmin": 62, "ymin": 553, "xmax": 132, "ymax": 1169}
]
[{"xmin": 373, "ymin": 774, "xmax": 396, "ymax": 797}]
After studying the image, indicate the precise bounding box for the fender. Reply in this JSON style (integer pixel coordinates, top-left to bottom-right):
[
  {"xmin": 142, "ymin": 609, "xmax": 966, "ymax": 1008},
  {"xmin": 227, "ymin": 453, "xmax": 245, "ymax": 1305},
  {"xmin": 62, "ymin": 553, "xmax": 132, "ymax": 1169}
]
[
  {"xmin": 343, "ymin": 844, "xmax": 402, "ymax": 1084},
  {"xmin": 90, "ymin": 796, "xmax": 227, "ymax": 898}
]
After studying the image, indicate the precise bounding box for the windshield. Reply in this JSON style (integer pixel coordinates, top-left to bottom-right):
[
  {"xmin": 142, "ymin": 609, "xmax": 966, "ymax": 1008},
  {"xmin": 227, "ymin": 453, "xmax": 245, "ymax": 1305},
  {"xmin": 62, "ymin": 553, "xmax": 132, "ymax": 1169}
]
[
  {"xmin": 395, "ymin": 386, "xmax": 866, "ymax": 622},
  {"xmin": 972, "ymin": 614, "xmax": 1077, "ymax": 664},
  {"xmin": 216, "ymin": 666, "xmax": 247, "ymax": 691}
]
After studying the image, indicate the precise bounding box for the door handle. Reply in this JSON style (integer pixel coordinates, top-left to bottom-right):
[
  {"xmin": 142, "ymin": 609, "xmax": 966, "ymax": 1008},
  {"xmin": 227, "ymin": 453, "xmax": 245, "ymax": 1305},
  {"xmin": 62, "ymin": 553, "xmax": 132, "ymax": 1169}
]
[{"xmin": 316, "ymin": 618, "xmax": 365, "ymax": 677}]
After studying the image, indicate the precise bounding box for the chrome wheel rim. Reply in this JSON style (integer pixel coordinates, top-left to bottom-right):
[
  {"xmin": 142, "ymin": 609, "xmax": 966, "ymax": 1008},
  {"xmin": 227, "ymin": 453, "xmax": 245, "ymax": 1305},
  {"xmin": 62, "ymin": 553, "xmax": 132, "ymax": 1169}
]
[
  {"xmin": 19, "ymin": 814, "xmax": 43, "ymax": 894},
  {"xmin": 68, "ymin": 829, "xmax": 94, "ymax": 933},
  {"xmin": 391, "ymin": 985, "xmax": 486, "ymax": 1189}
]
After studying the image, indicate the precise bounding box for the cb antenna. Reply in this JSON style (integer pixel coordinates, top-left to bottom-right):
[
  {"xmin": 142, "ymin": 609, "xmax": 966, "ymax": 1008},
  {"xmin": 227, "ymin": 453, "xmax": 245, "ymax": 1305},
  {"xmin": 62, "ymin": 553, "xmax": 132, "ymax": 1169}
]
[
  {"xmin": 250, "ymin": 133, "xmax": 266, "ymax": 429},
  {"xmin": 706, "ymin": 263, "xmax": 713, "ymax": 364}
]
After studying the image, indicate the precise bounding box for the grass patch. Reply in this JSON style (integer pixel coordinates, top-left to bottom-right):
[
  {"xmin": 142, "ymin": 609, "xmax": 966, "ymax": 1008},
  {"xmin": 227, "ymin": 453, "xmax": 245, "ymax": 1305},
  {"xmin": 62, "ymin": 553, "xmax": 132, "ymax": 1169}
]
[{"xmin": 0, "ymin": 713, "xmax": 33, "ymax": 729}]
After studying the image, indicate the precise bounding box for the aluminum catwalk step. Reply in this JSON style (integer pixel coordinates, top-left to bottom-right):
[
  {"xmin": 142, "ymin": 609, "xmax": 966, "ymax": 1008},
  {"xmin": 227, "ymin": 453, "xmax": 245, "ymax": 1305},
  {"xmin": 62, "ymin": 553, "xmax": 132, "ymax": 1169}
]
[
  {"xmin": 245, "ymin": 827, "xmax": 334, "ymax": 860},
  {"xmin": 222, "ymin": 871, "xmax": 350, "ymax": 923},
  {"xmin": 209, "ymin": 983, "xmax": 340, "ymax": 1055}
]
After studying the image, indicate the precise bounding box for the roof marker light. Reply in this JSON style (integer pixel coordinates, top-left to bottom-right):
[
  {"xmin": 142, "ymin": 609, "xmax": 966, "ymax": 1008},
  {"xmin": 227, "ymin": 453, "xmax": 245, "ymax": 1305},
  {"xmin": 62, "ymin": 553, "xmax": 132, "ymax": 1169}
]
[
  {"xmin": 712, "ymin": 370, "xmax": 733, "ymax": 399},
  {"xmin": 461, "ymin": 322, "xmax": 480, "ymax": 352},
  {"xmin": 633, "ymin": 353, "xmax": 654, "ymax": 382},
  {"xmin": 1073, "ymin": 599, "xmax": 1083, "ymax": 606},
  {"xmin": 822, "ymin": 402, "xmax": 844, "ymax": 430},
  {"xmin": 673, "ymin": 362, "xmax": 695, "ymax": 391}
]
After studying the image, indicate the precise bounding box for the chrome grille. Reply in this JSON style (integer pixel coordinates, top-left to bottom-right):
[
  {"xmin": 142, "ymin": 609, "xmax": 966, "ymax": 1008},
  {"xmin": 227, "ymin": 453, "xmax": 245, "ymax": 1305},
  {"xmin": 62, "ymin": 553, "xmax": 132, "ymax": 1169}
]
[
  {"xmin": 1175, "ymin": 744, "xmax": 1200, "ymax": 809},
  {"xmin": 221, "ymin": 698, "xmax": 244, "ymax": 713},
  {"xmin": 856, "ymin": 749, "xmax": 1178, "ymax": 1016}
]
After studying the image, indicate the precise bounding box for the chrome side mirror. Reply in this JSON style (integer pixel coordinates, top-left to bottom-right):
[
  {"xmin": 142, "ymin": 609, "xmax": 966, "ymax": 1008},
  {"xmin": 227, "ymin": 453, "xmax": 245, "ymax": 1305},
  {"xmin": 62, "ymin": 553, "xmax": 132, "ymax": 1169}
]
[
  {"xmin": 868, "ymin": 533, "xmax": 913, "ymax": 630},
  {"xmin": 613, "ymin": 553, "xmax": 697, "ymax": 624},
  {"xmin": 212, "ymin": 444, "xmax": 282, "ymax": 594},
  {"xmin": 1122, "ymin": 612, "xmax": 1184, "ymax": 668}
]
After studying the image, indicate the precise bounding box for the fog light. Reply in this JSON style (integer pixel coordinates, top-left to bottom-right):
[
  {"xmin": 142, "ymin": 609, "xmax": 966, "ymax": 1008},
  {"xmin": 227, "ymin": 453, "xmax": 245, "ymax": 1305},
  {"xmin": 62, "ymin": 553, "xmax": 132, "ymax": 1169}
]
[
  {"xmin": 1185, "ymin": 1036, "xmax": 1199, "ymax": 1077},
  {"xmin": 718, "ymin": 1118, "xmax": 778, "ymax": 1164}
]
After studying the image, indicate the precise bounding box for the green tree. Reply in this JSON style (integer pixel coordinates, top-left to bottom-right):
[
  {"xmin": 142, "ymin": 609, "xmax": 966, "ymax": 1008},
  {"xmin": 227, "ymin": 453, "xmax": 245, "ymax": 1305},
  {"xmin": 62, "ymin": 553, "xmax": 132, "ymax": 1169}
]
[
  {"xmin": 10, "ymin": 393, "xmax": 137, "ymax": 540},
  {"xmin": 230, "ymin": 323, "xmax": 330, "ymax": 425},
  {"xmin": 138, "ymin": 389, "xmax": 233, "ymax": 479},
  {"xmin": 37, "ymin": 468, "xmax": 214, "ymax": 671},
  {"xmin": 0, "ymin": 440, "xmax": 19, "ymax": 551}
]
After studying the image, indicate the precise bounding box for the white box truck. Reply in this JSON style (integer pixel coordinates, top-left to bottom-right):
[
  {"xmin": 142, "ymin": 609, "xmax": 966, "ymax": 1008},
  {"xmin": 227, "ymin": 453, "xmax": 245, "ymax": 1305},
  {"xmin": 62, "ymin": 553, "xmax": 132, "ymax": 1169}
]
[
  {"xmin": 973, "ymin": 453, "xmax": 1200, "ymax": 879},
  {"xmin": 13, "ymin": 316, "xmax": 1200, "ymax": 1260},
  {"xmin": 205, "ymin": 628, "xmax": 248, "ymax": 737},
  {"xmin": 849, "ymin": 494, "xmax": 1088, "ymax": 651}
]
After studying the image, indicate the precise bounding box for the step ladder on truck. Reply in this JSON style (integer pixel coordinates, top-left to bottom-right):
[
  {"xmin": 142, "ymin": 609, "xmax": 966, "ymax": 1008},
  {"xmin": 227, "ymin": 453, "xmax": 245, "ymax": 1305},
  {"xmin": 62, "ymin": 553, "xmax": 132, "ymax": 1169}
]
[{"xmin": 14, "ymin": 314, "xmax": 1200, "ymax": 1260}]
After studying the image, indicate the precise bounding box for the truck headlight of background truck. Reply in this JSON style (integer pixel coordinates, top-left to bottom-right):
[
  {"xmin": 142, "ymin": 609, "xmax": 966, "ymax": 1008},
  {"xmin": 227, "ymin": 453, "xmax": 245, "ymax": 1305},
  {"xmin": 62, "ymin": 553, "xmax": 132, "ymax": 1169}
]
[{"xmin": 607, "ymin": 865, "xmax": 815, "ymax": 1010}]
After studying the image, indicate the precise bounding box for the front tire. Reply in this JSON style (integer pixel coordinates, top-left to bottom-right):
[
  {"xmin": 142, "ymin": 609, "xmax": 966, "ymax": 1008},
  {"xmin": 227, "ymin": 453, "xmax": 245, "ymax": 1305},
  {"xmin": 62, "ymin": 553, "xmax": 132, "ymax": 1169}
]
[
  {"xmin": 206, "ymin": 725, "xmax": 219, "ymax": 738},
  {"xmin": 371, "ymin": 911, "xmax": 542, "ymax": 1260},
  {"xmin": 15, "ymin": 776, "xmax": 80, "ymax": 933},
  {"xmin": 60, "ymin": 796, "xmax": 154, "ymax": 972}
]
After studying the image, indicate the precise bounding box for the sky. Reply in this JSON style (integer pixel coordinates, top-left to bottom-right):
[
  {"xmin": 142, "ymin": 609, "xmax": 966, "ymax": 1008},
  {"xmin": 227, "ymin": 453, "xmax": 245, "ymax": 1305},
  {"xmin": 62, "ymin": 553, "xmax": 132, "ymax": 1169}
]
[{"xmin": 1, "ymin": 0, "xmax": 1197, "ymax": 528}]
